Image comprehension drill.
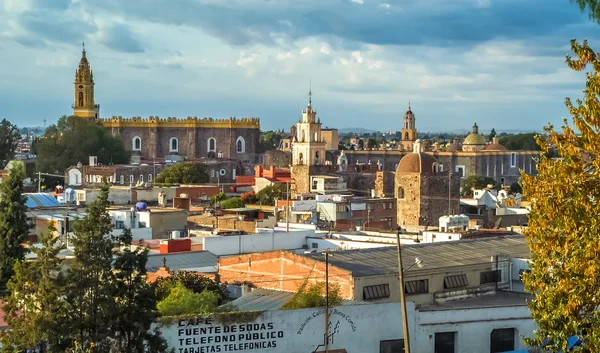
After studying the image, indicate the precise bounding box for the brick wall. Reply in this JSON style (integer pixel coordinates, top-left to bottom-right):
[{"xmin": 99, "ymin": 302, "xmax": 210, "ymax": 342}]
[{"xmin": 188, "ymin": 216, "xmax": 257, "ymax": 234}]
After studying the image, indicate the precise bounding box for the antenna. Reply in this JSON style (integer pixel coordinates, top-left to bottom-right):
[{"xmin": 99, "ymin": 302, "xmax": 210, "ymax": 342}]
[{"xmin": 308, "ymin": 79, "xmax": 312, "ymax": 106}]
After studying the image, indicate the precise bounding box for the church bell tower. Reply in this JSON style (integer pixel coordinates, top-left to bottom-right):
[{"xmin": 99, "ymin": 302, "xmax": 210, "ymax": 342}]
[{"xmin": 73, "ymin": 43, "xmax": 100, "ymax": 119}]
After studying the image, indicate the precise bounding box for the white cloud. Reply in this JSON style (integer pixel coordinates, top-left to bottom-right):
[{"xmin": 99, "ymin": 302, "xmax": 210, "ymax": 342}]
[
  {"xmin": 236, "ymin": 52, "xmax": 259, "ymax": 67},
  {"xmin": 351, "ymin": 51, "xmax": 364, "ymax": 64},
  {"xmin": 379, "ymin": 3, "xmax": 391, "ymax": 9},
  {"xmin": 300, "ymin": 47, "xmax": 312, "ymax": 55},
  {"xmin": 351, "ymin": 0, "xmax": 364, "ymax": 3},
  {"xmin": 276, "ymin": 52, "xmax": 293, "ymax": 60},
  {"xmin": 320, "ymin": 46, "xmax": 331, "ymax": 55}
]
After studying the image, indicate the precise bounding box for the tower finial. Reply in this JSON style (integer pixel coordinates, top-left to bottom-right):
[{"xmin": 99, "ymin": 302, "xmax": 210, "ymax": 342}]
[
  {"xmin": 408, "ymin": 100, "xmax": 411, "ymax": 111},
  {"xmin": 82, "ymin": 42, "xmax": 86, "ymax": 57},
  {"xmin": 308, "ymin": 79, "xmax": 312, "ymax": 107}
]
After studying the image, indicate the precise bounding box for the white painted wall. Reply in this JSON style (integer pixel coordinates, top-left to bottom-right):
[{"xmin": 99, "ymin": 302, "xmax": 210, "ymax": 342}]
[
  {"xmin": 202, "ymin": 230, "xmax": 311, "ymax": 256},
  {"xmin": 67, "ymin": 169, "xmax": 82, "ymax": 186},
  {"xmin": 160, "ymin": 301, "xmax": 536, "ymax": 353},
  {"xmin": 422, "ymin": 231, "xmax": 463, "ymax": 243},
  {"xmin": 306, "ymin": 237, "xmax": 394, "ymax": 252},
  {"xmin": 110, "ymin": 228, "xmax": 153, "ymax": 241},
  {"xmin": 511, "ymin": 258, "xmax": 531, "ymax": 293}
]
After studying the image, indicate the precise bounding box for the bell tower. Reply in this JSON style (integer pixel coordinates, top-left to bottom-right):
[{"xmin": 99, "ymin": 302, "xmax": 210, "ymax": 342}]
[
  {"xmin": 292, "ymin": 83, "xmax": 326, "ymax": 166},
  {"xmin": 400, "ymin": 102, "xmax": 417, "ymax": 151},
  {"xmin": 73, "ymin": 43, "xmax": 100, "ymax": 119}
]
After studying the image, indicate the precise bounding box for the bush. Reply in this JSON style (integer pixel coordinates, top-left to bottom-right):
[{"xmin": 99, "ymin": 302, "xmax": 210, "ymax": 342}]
[
  {"xmin": 240, "ymin": 191, "xmax": 256, "ymax": 204},
  {"xmin": 154, "ymin": 271, "xmax": 226, "ymax": 302},
  {"xmin": 256, "ymin": 183, "xmax": 288, "ymax": 206},
  {"xmin": 157, "ymin": 282, "xmax": 220, "ymax": 317},
  {"xmin": 220, "ymin": 197, "xmax": 245, "ymax": 209},
  {"xmin": 281, "ymin": 282, "xmax": 343, "ymax": 309}
]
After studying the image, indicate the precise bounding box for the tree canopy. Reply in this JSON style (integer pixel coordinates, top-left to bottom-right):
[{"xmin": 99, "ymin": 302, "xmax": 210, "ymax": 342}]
[
  {"xmin": 154, "ymin": 162, "xmax": 209, "ymax": 184},
  {"xmin": 521, "ymin": 39, "xmax": 600, "ymax": 352},
  {"xmin": 256, "ymin": 183, "xmax": 288, "ymax": 206},
  {"xmin": 498, "ymin": 133, "xmax": 541, "ymax": 151},
  {"xmin": 154, "ymin": 270, "xmax": 225, "ymax": 303},
  {"xmin": 157, "ymin": 282, "xmax": 220, "ymax": 317},
  {"xmin": 460, "ymin": 175, "xmax": 497, "ymax": 196},
  {"xmin": 571, "ymin": 0, "xmax": 600, "ymax": 22},
  {"xmin": 0, "ymin": 119, "xmax": 20, "ymax": 167},
  {"xmin": 220, "ymin": 197, "xmax": 245, "ymax": 209},
  {"xmin": 281, "ymin": 282, "xmax": 343, "ymax": 310},
  {"xmin": 34, "ymin": 116, "xmax": 130, "ymax": 174},
  {"xmin": 259, "ymin": 130, "xmax": 284, "ymax": 152},
  {"xmin": 0, "ymin": 163, "xmax": 30, "ymax": 293}
]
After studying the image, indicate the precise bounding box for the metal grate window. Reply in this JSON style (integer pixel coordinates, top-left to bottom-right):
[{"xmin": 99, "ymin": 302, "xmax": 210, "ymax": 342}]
[
  {"xmin": 404, "ymin": 279, "xmax": 428, "ymax": 295},
  {"xmin": 480, "ymin": 270, "xmax": 501, "ymax": 284},
  {"xmin": 443, "ymin": 274, "xmax": 468, "ymax": 289},
  {"xmin": 363, "ymin": 284, "xmax": 391, "ymax": 300}
]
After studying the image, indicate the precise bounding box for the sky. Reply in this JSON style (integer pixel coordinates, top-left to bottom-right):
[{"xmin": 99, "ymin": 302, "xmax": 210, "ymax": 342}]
[{"xmin": 0, "ymin": 0, "xmax": 599, "ymax": 133}]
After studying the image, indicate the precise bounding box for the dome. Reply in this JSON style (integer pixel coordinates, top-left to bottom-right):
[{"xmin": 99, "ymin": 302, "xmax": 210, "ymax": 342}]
[
  {"xmin": 463, "ymin": 123, "xmax": 486, "ymax": 146},
  {"xmin": 485, "ymin": 137, "xmax": 507, "ymax": 151},
  {"xmin": 447, "ymin": 144, "xmax": 462, "ymax": 152},
  {"xmin": 396, "ymin": 152, "xmax": 438, "ymax": 173}
]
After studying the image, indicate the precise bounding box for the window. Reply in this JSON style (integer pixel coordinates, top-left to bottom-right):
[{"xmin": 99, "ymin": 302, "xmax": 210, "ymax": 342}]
[
  {"xmin": 315, "ymin": 151, "xmax": 320, "ymax": 164},
  {"xmin": 380, "ymin": 339, "xmax": 404, "ymax": 353},
  {"xmin": 139, "ymin": 174, "xmax": 144, "ymax": 182},
  {"xmin": 211, "ymin": 170, "xmax": 215, "ymax": 178},
  {"xmin": 236, "ymin": 136, "xmax": 246, "ymax": 153},
  {"xmin": 455, "ymin": 165, "xmax": 465, "ymax": 178},
  {"xmin": 207, "ymin": 137, "xmax": 216, "ymax": 152},
  {"xmin": 510, "ymin": 152, "xmax": 517, "ymax": 168},
  {"xmin": 129, "ymin": 175, "xmax": 134, "ymax": 184},
  {"xmin": 314, "ymin": 132, "xmax": 318, "ymax": 142},
  {"xmin": 404, "ymin": 279, "xmax": 428, "ymax": 295},
  {"xmin": 132, "ymin": 136, "xmax": 141, "ymax": 151},
  {"xmin": 114, "ymin": 220, "xmax": 125, "ymax": 229},
  {"xmin": 363, "ymin": 284, "xmax": 390, "ymax": 300},
  {"xmin": 435, "ymin": 332, "xmax": 456, "ymax": 353},
  {"xmin": 311, "ymin": 242, "xmax": 318, "ymax": 249},
  {"xmin": 439, "ymin": 164, "xmax": 444, "ymax": 172},
  {"xmin": 480, "ymin": 270, "xmax": 501, "ymax": 284},
  {"xmin": 443, "ymin": 274, "xmax": 468, "ymax": 289},
  {"xmin": 490, "ymin": 328, "xmax": 515, "ymax": 353},
  {"xmin": 312, "ymin": 179, "xmax": 318, "ymax": 190},
  {"xmin": 148, "ymin": 174, "xmax": 153, "ymax": 182},
  {"xmin": 336, "ymin": 204, "xmax": 346, "ymax": 213},
  {"xmin": 169, "ymin": 137, "xmax": 178, "ymax": 152},
  {"xmin": 299, "ymin": 153, "xmax": 304, "ymax": 165},
  {"xmin": 120, "ymin": 175, "xmax": 124, "ymax": 185},
  {"xmin": 397, "ymin": 187, "xmax": 405, "ymax": 199}
]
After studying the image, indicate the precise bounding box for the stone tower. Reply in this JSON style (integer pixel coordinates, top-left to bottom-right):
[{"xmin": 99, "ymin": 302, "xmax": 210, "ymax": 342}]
[
  {"xmin": 395, "ymin": 140, "xmax": 460, "ymax": 229},
  {"xmin": 72, "ymin": 44, "xmax": 100, "ymax": 119},
  {"xmin": 400, "ymin": 103, "xmax": 417, "ymax": 151},
  {"xmin": 292, "ymin": 88, "xmax": 326, "ymax": 166}
]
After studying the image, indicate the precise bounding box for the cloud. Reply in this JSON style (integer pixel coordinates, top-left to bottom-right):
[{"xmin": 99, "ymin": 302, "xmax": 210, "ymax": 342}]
[
  {"xmin": 276, "ymin": 52, "xmax": 293, "ymax": 60},
  {"xmin": 96, "ymin": 23, "xmax": 145, "ymax": 53},
  {"xmin": 320, "ymin": 45, "xmax": 331, "ymax": 54},
  {"xmin": 300, "ymin": 47, "xmax": 312, "ymax": 55},
  {"xmin": 351, "ymin": 0, "xmax": 364, "ymax": 4}
]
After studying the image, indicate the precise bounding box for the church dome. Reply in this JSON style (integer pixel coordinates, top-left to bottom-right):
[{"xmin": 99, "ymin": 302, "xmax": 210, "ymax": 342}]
[
  {"xmin": 463, "ymin": 123, "xmax": 486, "ymax": 146},
  {"xmin": 447, "ymin": 143, "xmax": 462, "ymax": 152},
  {"xmin": 485, "ymin": 137, "xmax": 506, "ymax": 151},
  {"xmin": 396, "ymin": 140, "xmax": 438, "ymax": 174}
]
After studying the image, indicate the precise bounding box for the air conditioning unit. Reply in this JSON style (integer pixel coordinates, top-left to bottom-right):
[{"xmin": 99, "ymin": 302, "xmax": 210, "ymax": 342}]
[{"xmin": 171, "ymin": 230, "xmax": 182, "ymax": 239}]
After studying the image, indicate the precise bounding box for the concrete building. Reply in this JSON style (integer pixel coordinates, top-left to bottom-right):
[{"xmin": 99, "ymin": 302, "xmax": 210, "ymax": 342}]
[
  {"xmin": 321, "ymin": 128, "xmax": 340, "ymax": 150},
  {"xmin": 160, "ymin": 294, "xmax": 536, "ymax": 353},
  {"xmin": 218, "ymin": 235, "xmax": 530, "ymax": 306},
  {"xmin": 137, "ymin": 208, "xmax": 188, "ymax": 239},
  {"xmin": 66, "ymin": 156, "xmax": 166, "ymax": 187}
]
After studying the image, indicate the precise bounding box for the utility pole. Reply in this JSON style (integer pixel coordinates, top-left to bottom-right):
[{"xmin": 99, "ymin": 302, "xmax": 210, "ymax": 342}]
[
  {"xmin": 286, "ymin": 180, "xmax": 290, "ymax": 232},
  {"xmin": 448, "ymin": 171, "xmax": 452, "ymax": 216},
  {"xmin": 324, "ymin": 250, "xmax": 331, "ymax": 353},
  {"xmin": 396, "ymin": 227, "xmax": 411, "ymax": 353}
]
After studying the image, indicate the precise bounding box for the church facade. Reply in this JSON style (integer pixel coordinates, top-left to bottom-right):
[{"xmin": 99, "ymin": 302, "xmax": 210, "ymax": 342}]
[{"xmin": 72, "ymin": 48, "xmax": 260, "ymax": 162}]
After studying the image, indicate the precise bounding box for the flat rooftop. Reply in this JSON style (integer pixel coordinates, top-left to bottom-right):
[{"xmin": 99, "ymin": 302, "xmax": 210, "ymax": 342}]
[
  {"xmin": 304, "ymin": 235, "xmax": 529, "ymax": 277},
  {"xmin": 420, "ymin": 291, "xmax": 533, "ymax": 311}
]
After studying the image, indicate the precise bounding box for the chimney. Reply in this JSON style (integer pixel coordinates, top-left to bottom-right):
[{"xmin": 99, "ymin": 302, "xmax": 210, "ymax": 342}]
[
  {"xmin": 89, "ymin": 156, "xmax": 98, "ymax": 167},
  {"xmin": 492, "ymin": 136, "xmax": 500, "ymax": 144}
]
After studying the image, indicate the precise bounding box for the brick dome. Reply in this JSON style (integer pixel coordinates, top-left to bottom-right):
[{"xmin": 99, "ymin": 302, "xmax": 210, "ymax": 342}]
[
  {"xmin": 396, "ymin": 152, "xmax": 438, "ymax": 174},
  {"xmin": 485, "ymin": 137, "xmax": 507, "ymax": 151}
]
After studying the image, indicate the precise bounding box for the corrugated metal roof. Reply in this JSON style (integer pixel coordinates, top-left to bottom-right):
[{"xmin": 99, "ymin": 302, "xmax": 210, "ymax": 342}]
[
  {"xmin": 304, "ymin": 235, "xmax": 530, "ymax": 277},
  {"xmin": 25, "ymin": 193, "xmax": 62, "ymax": 208},
  {"xmin": 146, "ymin": 251, "xmax": 218, "ymax": 272},
  {"xmin": 221, "ymin": 288, "xmax": 369, "ymax": 312}
]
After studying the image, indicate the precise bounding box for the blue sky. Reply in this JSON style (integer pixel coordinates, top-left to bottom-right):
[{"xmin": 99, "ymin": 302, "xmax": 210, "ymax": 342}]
[{"xmin": 0, "ymin": 0, "xmax": 598, "ymax": 133}]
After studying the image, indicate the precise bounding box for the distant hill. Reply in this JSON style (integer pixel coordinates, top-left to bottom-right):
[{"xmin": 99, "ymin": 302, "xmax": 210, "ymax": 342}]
[{"xmin": 339, "ymin": 127, "xmax": 376, "ymax": 134}]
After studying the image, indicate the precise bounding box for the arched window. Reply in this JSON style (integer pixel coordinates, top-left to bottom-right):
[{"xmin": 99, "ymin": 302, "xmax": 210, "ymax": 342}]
[
  {"xmin": 148, "ymin": 174, "xmax": 153, "ymax": 182},
  {"xmin": 169, "ymin": 137, "xmax": 178, "ymax": 153},
  {"xmin": 299, "ymin": 153, "xmax": 304, "ymax": 165},
  {"xmin": 404, "ymin": 132, "xmax": 409, "ymax": 140},
  {"xmin": 129, "ymin": 175, "xmax": 134, "ymax": 184},
  {"xmin": 398, "ymin": 187, "xmax": 405, "ymax": 199},
  {"xmin": 315, "ymin": 151, "xmax": 320, "ymax": 165},
  {"xmin": 120, "ymin": 175, "xmax": 124, "ymax": 185},
  {"xmin": 236, "ymin": 136, "xmax": 246, "ymax": 153},
  {"xmin": 207, "ymin": 138, "xmax": 216, "ymax": 152},
  {"xmin": 132, "ymin": 136, "xmax": 142, "ymax": 151},
  {"xmin": 314, "ymin": 132, "xmax": 318, "ymax": 142},
  {"xmin": 139, "ymin": 174, "xmax": 144, "ymax": 182},
  {"xmin": 78, "ymin": 91, "xmax": 84, "ymax": 106}
]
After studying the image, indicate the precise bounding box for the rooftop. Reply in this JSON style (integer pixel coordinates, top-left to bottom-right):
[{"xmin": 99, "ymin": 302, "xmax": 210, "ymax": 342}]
[
  {"xmin": 146, "ymin": 251, "xmax": 217, "ymax": 272},
  {"xmin": 25, "ymin": 193, "xmax": 62, "ymax": 208},
  {"xmin": 420, "ymin": 291, "xmax": 533, "ymax": 311},
  {"xmin": 304, "ymin": 235, "xmax": 529, "ymax": 277}
]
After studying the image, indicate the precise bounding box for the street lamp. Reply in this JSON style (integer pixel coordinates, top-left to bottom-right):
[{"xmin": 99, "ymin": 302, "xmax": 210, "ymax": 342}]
[{"xmin": 395, "ymin": 227, "xmax": 412, "ymax": 353}]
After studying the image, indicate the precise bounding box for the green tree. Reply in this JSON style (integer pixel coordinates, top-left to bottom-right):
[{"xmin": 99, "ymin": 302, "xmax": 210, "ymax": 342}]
[
  {"xmin": 154, "ymin": 270, "xmax": 225, "ymax": 302},
  {"xmin": 460, "ymin": 175, "xmax": 497, "ymax": 196},
  {"xmin": 2, "ymin": 226, "xmax": 69, "ymax": 352},
  {"xmin": 256, "ymin": 183, "xmax": 287, "ymax": 206},
  {"xmin": 0, "ymin": 119, "xmax": 21, "ymax": 167},
  {"xmin": 281, "ymin": 282, "xmax": 343, "ymax": 309},
  {"xmin": 498, "ymin": 133, "xmax": 541, "ymax": 151},
  {"xmin": 521, "ymin": 39, "xmax": 600, "ymax": 352},
  {"xmin": 0, "ymin": 163, "xmax": 30, "ymax": 293},
  {"xmin": 154, "ymin": 162, "xmax": 209, "ymax": 184},
  {"xmin": 259, "ymin": 130, "xmax": 283, "ymax": 152},
  {"xmin": 367, "ymin": 138, "xmax": 377, "ymax": 149},
  {"xmin": 220, "ymin": 197, "xmax": 244, "ymax": 209},
  {"xmin": 35, "ymin": 116, "xmax": 130, "ymax": 174},
  {"xmin": 157, "ymin": 282, "xmax": 220, "ymax": 317},
  {"xmin": 572, "ymin": 0, "xmax": 600, "ymax": 22},
  {"xmin": 489, "ymin": 128, "xmax": 497, "ymax": 140},
  {"xmin": 210, "ymin": 191, "xmax": 227, "ymax": 205}
]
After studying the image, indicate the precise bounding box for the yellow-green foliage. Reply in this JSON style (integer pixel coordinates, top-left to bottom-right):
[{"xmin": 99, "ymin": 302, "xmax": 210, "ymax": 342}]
[
  {"xmin": 158, "ymin": 282, "xmax": 219, "ymax": 317},
  {"xmin": 522, "ymin": 39, "xmax": 600, "ymax": 352},
  {"xmin": 281, "ymin": 282, "xmax": 343, "ymax": 310}
]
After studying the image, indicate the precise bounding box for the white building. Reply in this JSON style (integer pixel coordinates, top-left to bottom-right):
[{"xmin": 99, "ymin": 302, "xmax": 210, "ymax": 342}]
[{"xmin": 292, "ymin": 95, "xmax": 327, "ymax": 166}]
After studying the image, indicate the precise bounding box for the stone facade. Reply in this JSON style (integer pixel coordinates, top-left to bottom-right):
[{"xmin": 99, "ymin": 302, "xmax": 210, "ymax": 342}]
[
  {"xmin": 263, "ymin": 149, "xmax": 292, "ymax": 168},
  {"xmin": 291, "ymin": 164, "xmax": 379, "ymax": 197}
]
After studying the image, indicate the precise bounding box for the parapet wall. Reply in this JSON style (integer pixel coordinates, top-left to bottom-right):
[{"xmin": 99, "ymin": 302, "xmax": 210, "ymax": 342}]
[{"xmin": 99, "ymin": 116, "xmax": 260, "ymax": 129}]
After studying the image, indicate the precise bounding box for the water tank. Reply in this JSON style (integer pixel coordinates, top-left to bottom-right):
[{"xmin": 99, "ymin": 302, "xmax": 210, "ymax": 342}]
[
  {"xmin": 135, "ymin": 202, "xmax": 148, "ymax": 211},
  {"xmin": 64, "ymin": 188, "xmax": 76, "ymax": 204}
]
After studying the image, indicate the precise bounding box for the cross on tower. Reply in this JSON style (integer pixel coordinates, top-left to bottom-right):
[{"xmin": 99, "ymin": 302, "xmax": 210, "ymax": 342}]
[{"xmin": 308, "ymin": 79, "xmax": 312, "ymax": 106}]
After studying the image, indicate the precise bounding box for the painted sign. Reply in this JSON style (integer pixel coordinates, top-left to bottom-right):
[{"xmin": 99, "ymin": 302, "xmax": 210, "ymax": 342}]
[{"xmin": 175, "ymin": 317, "xmax": 284, "ymax": 353}]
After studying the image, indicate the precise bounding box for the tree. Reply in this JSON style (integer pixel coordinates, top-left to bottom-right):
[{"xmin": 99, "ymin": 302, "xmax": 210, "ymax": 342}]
[
  {"xmin": 521, "ymin": 39, "xmax": 600, "ymax": 352},
  {"xmin": 571, "ymin": 0, "xmax": 600, "ymax": 22},
  {"xmin": 2, "ymin": 225, "xmax": 69, "ymax": 352},
  {"xmin": 35, "ymin": 116, "xmax": 130, "ymax": 174},
  {"xmin": 0, "ymin": 163, "xmax": 30, "ymax": 293},
  {"xmin": 259, "ymin": 130, "xmax": 283, "ymax": 153},
  {"xmin": 256, "ymin": 183, "xmax": 287, "ymax": 206},
  {"xmin": 281, "ymin": 282, "xmax": 343, "ymax": 309},
  {"xmin": 357, "ymin": 139, "xmax": 364, "ymax": 149},
  {"xmin": 220, "ymin": 197, "xmax": 244, "ymax": 209},
  {"xmin": 154, "ymin": 162, "xmax": 209, "ymax": 184},
  {"xmin": 498, "ymin": 133, "xmax": 541, "ymax": 151},
  {"xmin": 240, "ymin": 191, "xmax": 256, "ymax": 204},
  {"xmin": 157, "ymin": 282, "xmax": 220, "ymax": 317},
  {"xmin": 460, "ymin": 175, "xmax": 497, "ymax": 196},
  {"xmin": 210, "ymin": 191, "xmax": 227, "ymax": 205},
  {"xmin": 154, "ymin": 270, "xmax": 226, "ymax": 303},
  {"xmin": 488, "ymin": 128, "xmax": 497, "ymax": 141},
  {"xmin": 0, "ymin": 119, "xmax": 20, "ymax": 167}
]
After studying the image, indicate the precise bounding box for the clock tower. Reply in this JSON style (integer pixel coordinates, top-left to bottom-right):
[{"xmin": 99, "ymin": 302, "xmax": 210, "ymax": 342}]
[{"xmin": 72, "ymin": 43, "xmax": 100, "ymax": 119}]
